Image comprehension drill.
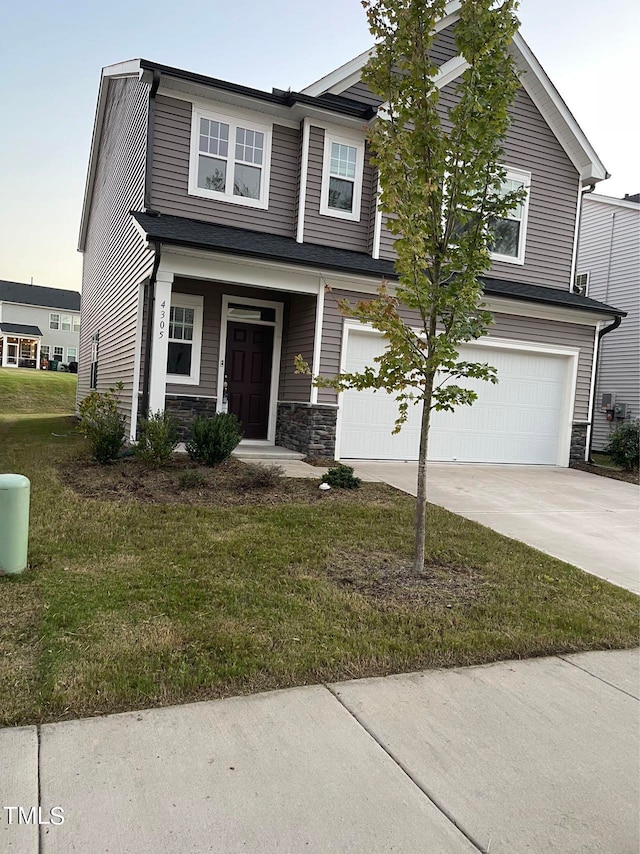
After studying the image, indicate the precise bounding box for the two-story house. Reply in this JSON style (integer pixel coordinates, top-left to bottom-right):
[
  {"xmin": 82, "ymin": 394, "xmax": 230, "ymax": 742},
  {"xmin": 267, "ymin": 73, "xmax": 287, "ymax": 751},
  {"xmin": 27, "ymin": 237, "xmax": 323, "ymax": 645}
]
[
  {"xmin": 576, "ymin": 192, "xmax": 639, "ymax": 455},
  {"xmin": 0, "ymin": 280, "xmax": 81, "ymax": 369},
  {"xmin": 77, "ymin": 2, "xmax": 625, "ymax": 466}
]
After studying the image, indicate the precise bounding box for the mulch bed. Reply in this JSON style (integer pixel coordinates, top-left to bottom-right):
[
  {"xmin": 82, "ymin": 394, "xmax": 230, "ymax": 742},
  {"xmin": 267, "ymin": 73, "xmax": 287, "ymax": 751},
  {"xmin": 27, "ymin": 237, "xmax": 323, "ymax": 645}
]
[
  {"xmin": 325, "ymin": 548, "xmax": 486, "ymax": 607},
  {"xmin": 570, "ymin": 462, "xmax": 639, "ymax": 485},
  {"xmin": 61, "ymin": 455, "xmax": 400, "ymax": 507}
]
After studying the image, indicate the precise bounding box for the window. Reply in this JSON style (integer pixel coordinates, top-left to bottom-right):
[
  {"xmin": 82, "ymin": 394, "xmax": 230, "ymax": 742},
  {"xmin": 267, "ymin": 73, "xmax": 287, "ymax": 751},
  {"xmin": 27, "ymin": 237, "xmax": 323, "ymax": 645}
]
[
  {"xmin": 73, "ymin": 316, "xmax": 81, "ymax": 333},
  {"xmin": 61, "ymin": 314, "xmax": 72, "ymax": 332},
  {"xmin": 53, "ymin": 346, "xmax": 64, "ymax": 362},
  {"xmin": 49, "ymin": 313, "xmax": 60, "ymax": 330},
  {"xmin": 166, "ymin": 294, "xmax": 203, "ymax": 385},
  {"xmin": 189, "ymin": 107, "xmax": 271, "ymax": 209},
  {"xmin": 488, "ymin": 168, "xmax": 531, "ymax": 264},
  {"xmin": 67, "ymin": 347, "xmax": 77, "ymax": 362},
  {"xmin": 573, "ymin": 272, "xmax": 589, "ymax": 296},
  {"xmin": 320, "ymin": 132, "xmax": 365, "ymax": 221},
  {"xmin": 90, "ymin": 334, "xmax": 99, "ymax": 389},
  {"xmin": 41, "ymin": 345, "xmax": 50, "ymax": 359}
]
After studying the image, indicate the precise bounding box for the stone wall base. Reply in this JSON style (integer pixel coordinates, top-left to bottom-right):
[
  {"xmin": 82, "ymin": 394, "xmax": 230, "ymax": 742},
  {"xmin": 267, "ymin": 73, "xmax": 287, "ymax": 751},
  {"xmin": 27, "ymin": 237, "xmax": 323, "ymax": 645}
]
[
  {"xmin": 276, "ymin": 402, "xmax": 338, "ymax": 459},
  {"xmin": 570, "ymin": 423, "xmax": 588, "ymax": 462},
  {"xmin": 165, "ymin": 395, "xmax": 218, "ymax": 440}
]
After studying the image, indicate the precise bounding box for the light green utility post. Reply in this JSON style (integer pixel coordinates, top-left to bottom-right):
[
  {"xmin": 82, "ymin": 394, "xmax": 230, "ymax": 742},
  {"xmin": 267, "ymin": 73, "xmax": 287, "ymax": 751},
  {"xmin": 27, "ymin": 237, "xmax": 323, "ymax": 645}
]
[{"xmin": 0, "ymin": 474, "xmax": 31, "ymax": 575}]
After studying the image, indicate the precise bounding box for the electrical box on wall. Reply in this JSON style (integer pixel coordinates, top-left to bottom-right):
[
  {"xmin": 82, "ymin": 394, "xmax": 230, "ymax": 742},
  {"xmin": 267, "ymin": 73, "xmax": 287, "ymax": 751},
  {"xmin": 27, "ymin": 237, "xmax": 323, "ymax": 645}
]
[
  {"xmin": 601, "ymin": 393, "xmax": 613, "ymax": 411},
  {"xmin": 614, "ymin": 403, "xmax": 627, "ymax": 419}
]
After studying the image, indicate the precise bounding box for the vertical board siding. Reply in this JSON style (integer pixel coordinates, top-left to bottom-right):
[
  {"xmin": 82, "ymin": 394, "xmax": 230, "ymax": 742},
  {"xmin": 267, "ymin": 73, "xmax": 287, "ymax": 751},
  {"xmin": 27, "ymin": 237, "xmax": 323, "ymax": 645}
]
[
  {"xmin": 151, "ymin": 96, "xmax": 299, "ymax": 237},
  {"xmin": 318, "ymin": 287, "xmax": 594, "ymax": 419},
  {"xmin": 78, "ymin": 76, "xmax": 153, "ymax": 433},
  {"xmin": 303, "ymin": 126, "xmax": 375, "ymax": 253},
  {"xmin": 578, "ymin": 197, "xmax": 640, "ymax": 449},
  {"xmin": 380, "ymin": 82, "xmax": 580, "ymax": 291}
]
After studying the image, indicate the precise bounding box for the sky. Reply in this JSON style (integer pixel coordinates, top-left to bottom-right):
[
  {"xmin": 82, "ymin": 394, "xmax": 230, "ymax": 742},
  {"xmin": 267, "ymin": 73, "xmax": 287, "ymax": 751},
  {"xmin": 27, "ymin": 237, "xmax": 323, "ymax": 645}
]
[{"xmin": 1, "ymin": 0, "xmax": 638, "ymax": 292}]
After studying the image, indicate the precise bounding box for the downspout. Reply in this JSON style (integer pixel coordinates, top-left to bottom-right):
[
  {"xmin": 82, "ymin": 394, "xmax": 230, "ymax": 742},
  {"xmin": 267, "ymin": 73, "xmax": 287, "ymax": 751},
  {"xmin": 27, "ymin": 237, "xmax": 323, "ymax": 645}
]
[
  {"xmin": 586, "ymin": 315, "xmax": 622, "ymax": 463},
  {"xmin": 144, "ymin": 70, "xmax": 161, "ymax": 212},
  {"xmin": 141, "ymin": 242, "xmax": 162, "ymax": 418}
]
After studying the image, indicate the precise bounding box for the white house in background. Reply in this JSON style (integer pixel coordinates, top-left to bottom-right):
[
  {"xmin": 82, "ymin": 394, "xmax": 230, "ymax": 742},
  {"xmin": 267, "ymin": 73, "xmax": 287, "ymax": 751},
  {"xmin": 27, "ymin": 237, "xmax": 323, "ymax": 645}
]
[
  {"xmin": 0, "ymin": 280, "xmax": 81, "ymax": 369},
  {"xmin": 576, "ymin": 193, "xmax": 640, "ymax": 453}
]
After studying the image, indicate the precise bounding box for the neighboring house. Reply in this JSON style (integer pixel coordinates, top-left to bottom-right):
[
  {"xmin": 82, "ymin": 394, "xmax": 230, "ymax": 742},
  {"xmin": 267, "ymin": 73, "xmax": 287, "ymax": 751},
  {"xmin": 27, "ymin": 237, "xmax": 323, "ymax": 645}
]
[
  {"xmin": 77, "ymin": 2, "xmax": 625, "ymax": 466},
  {"xmin": 576, "ymin": 193, "xmax": 640, "ymax": 453},
  {"xmin": 0, "ymin": 280, "xmax": 81, "ymax": 369}
]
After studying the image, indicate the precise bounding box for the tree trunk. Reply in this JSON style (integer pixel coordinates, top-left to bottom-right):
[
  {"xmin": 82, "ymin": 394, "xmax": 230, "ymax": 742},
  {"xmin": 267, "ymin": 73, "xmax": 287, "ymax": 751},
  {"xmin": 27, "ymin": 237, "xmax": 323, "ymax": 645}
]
[{"xmin": 413, "ymin": 374, "xmax": 434, "ymax": 574}]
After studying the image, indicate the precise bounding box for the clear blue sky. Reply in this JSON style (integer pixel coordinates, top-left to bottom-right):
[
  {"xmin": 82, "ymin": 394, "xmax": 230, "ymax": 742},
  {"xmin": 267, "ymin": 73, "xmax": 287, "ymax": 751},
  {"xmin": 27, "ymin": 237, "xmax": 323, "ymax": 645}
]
[{"xmin": 1, "ymin": 0, "xmax": 637, "ymax": 291}]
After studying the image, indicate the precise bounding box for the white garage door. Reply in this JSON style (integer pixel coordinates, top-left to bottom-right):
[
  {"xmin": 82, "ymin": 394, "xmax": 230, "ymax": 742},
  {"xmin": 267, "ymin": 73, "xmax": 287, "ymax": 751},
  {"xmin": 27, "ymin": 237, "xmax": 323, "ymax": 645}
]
[{"xmin": 339, "ymin": 330, "xmax": 570, "ymax": 464}]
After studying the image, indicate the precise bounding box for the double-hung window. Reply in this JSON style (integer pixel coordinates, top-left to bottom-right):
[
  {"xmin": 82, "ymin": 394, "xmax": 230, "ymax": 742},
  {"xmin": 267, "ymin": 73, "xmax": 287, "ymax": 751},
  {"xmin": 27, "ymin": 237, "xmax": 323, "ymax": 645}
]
[
  {"xmin": 488, "ymin": 168, "xmax": 531, "ymax": 264},
  {"xmin": 53, "ymin": 346, "xmax": 64, "ymax": 362},
  {"xmin": 320, "ymin": 132, "xmax": 365, "ymax": 221},
  {"xmin": 166, "ymin": 294, "xmax": 203, "ymax": 386},
  {"xmin": 73, "ymin": 316, "xmax": 81, "ymax": 333},
  {"xmin": 189, "ymin": 107, "xmax": 271, "ymax": 209},
  {"xmin": 67, "ymin": 347, "xmax": 77, "ymax": 362},
  {"xmin": 61, "ymin": 314, "xmax": 72, "ymax": 332},
  {"xmin": 41, "ymin": 345, "xmax": 50, "ymax": 360},
  {"xmin": 49, "ymin": 313, "xmax": 60, "ymax": 330},
  {"xmin": 90, "ymin": 334, "xmax": 99, "ymax": 389}
]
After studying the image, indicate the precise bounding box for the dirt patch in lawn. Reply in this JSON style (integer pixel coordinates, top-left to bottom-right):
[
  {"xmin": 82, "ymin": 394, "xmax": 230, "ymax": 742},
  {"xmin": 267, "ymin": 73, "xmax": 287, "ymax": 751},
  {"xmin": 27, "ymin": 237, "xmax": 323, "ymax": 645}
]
[
  {"xmin": 326, "ymin": 548, "xmax": 487, "ymax": 607},
  {"xmin": 571, "ymin": 462, "xmax": 639, "ymax": 485},
  {"xmin": 61, "ymin": 456, "xmax": 399, "ymax": 507}
]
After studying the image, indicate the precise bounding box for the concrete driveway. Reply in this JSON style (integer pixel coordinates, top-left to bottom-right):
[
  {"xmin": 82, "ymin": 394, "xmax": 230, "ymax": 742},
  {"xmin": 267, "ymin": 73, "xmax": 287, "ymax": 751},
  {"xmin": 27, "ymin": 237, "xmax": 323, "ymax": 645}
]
[{"xmin": 346, "ymin": 462, "xmax": 640, "ymax": 593}]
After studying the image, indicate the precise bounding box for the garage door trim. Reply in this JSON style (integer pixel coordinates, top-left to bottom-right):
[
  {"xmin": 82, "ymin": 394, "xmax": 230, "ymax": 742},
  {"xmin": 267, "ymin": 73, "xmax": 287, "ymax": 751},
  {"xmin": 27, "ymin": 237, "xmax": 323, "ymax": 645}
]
[{"xmin": 335, "ymin": 320, "xmax": 580, "ymax": 466}]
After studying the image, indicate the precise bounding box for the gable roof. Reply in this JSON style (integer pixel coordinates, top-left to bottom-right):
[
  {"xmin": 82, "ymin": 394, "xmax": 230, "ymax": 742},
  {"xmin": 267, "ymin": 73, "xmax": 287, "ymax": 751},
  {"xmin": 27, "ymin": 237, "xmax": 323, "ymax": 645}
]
[
  {"xmin": 132, "ymin": 211, "xmax": 625, "ymax": 318},
  {"xmin": 0, "ymin": 280, "xmax": 81, "ymax": 311},
  {"xmin": 302, "ymin": 1, "xmax": 608, "ymax": 186}
]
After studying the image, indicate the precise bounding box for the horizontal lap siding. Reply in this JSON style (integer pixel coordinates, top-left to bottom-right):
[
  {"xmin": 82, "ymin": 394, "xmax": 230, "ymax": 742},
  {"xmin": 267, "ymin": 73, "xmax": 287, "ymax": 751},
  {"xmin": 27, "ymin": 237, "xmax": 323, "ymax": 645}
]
[
  {"xmin": 151, "ymin": 96, "xmax": 299, "ymax": 238},
  {"xmin": 78, "ymin": 76, "xmax": 153, "ymax": 433},
  {"xmin": 318, "ymin": 287, "xmax": 594, "ymax": 419},
  {"xmin": 303, "ymin": 126, "xmax": 375, "ymax": 253},
  {"xmin": 579, "ymin": 199, "xmax": 640, "ymax": 449},
  {"xmin": 279, "ymin": 293, "xmax": 316, "ymax": 402}
]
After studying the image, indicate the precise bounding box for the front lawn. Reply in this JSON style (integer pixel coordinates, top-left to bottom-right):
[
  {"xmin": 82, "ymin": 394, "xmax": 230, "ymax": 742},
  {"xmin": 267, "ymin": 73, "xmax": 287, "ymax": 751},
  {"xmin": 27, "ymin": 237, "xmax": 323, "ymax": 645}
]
[
  {"xmin": 0, "ymin": 367, "xmax": 77, "ymax": 414},
  {"xmin": 0, "ymin": 414, "xmax": 637, "ymax": 727}
]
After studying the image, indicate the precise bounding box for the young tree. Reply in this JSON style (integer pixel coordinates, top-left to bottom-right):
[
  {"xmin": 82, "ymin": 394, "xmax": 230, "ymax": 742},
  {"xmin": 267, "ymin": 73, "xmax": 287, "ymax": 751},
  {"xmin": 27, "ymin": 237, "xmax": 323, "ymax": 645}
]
[{"xmin": 297, "ymin": 0, "xmax": 525, "ymax": 573}]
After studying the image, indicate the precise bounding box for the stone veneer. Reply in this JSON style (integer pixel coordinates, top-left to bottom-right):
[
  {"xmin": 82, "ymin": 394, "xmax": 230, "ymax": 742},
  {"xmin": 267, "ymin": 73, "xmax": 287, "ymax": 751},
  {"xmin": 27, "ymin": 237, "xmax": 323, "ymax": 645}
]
[
  {"xmin": 276, "ymin": 402, "xmax": 338, "ymax": 459},
  {"xmin": 165, "ymin": 395, "xmax": 218, "ymax": 440},
  {"xmin": 570, "ymin": 423, "xmax": 588, "ymax": 462}
]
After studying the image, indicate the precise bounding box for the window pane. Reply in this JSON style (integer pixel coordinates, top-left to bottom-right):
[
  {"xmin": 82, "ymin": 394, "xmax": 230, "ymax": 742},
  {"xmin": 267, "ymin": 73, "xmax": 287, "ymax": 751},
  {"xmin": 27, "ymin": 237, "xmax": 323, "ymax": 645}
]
[
  {"xmin": 228, "ymin": 303, "xmax": 276, "ymax": 322},
  {"xmin": 167, "ymin": 342, "xmax": 192, "ymax": 376},
  {"xmin": 73, "ymin": 316, "xmax": 80, "ymax": 332},
  {"xmin": 198, "ymin": 155, "xmax": 227, "ymax": 192},
  {"xmin": 235, "ymin": 128, "xmax": 264, "ymax": 165},
  {"xmin": 184, "ymin": 308, "xmax": 194, "ymax": 325},
  {"xmin": 50, "ymin": 314, "xmax": 59, "ymax": 329},
  {"xmin": 490, "ymin": 217, "xmax": 520, "ymax": 257},
  {"xmin": 234, "ymin": 163, "xmax": 261, "ymax": 199},
  {"xmin": 328, "ymin": 176, "xmax": 354, "ymax": 212},
  {"xmin": 330, "ymin": 143, "xmax": 357, "ymax": 180},
  {"xmin": 498, "ymin": 178, "xmax": 524, "ymax": 220},
  {"xmin": 199, "ymin": 119, "xmax": 230, "ymax": 157},
  {"xmin": 67, "ymin": 348, "xmax": 77, "ymax": 360}
]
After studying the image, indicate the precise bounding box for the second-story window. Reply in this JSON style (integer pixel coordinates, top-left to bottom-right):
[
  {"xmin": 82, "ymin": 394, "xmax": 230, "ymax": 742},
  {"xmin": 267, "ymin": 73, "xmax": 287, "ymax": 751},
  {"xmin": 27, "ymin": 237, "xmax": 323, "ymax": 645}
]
[
  {"xmin": 189, "ymin": 107, "xmax": 271, "ymax": 210},
  {"xmin": 320, "ymin": 131, "xmax": 365, "ymax": 222}
]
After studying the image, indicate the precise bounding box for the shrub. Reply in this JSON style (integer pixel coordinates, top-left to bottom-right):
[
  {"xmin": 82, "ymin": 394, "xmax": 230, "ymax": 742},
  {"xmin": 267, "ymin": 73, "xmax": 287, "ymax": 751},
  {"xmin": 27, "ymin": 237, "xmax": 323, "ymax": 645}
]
[
  {"xmin": 238, "ymin": 463, "xmax": 284, "ymax": 490},
  {"xmin": 605, "ymin": 419, "xmax": 640, "ymax": 471},
  {"xmin": 78, "ymin": 385, "xmax": 126, "ymax": 464},
  {"xmin": 185, "ymin": 413, "xmax": 242, "ymax": 467},
  {"xmin": 177, "ymin": 469, "xmax": 207, "ymax": 490},
  {"xmin": 135, "ymin": 410, "xmax": 180, "ymax": 467},
  {"xmin": 321, "ymin": 463, "xmax": 362, "ymax": 489}
]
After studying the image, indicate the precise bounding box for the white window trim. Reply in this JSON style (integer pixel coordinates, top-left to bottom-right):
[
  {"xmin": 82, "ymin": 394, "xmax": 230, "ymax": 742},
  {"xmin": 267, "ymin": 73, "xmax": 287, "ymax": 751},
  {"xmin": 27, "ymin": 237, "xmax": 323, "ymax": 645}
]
[
  {"xmin": 573, "ymin": 271, "xmax": 590, "ymax": 296},
  {"xmin": 49, "ymin": 312, "xmax": 60, "ymax": 330},
  {"xmin": 320, "ymin": 130, "xmax": 365, "ymax": 222},
  {"xmin": 490, "ymin": 166, "xmax": 531, "ymax": 266},
  {"xmin": 188, "ymin": 105, "xmax": 272, "ymax": 210},
  {"xmin": 166, "ymin": 293, "xmax": 204, "ymax": 387}
]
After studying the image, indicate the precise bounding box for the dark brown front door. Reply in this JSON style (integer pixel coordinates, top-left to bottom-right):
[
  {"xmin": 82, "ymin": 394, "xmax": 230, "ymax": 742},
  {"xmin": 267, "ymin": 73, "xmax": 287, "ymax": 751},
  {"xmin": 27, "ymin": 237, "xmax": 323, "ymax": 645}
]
[{"xmin": 225, "ymin": 321, "xmax": 274, "ymax": 439}]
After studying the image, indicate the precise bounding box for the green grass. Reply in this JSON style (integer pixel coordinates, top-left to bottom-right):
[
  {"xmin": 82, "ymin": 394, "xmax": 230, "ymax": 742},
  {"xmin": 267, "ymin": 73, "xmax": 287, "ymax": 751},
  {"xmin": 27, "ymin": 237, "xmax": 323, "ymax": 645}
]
[
  {"xmin": 592, "ymin": 452, "xmax": 622, "ymax": 471},
  {"xmin": 0, "ymin": 414, "xmax": 637, "ymax": 727},
  {"xmin": 0, "ymin": 368, "xmax": 77, "ymax": 415}
]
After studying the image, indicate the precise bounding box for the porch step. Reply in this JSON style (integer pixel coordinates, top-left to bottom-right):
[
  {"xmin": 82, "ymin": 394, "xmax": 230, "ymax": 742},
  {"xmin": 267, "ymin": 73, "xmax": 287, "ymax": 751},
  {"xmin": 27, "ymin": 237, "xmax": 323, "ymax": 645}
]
[{"xmin": 232, "ymin": 444, "xmax": 305, "ymax": 461}]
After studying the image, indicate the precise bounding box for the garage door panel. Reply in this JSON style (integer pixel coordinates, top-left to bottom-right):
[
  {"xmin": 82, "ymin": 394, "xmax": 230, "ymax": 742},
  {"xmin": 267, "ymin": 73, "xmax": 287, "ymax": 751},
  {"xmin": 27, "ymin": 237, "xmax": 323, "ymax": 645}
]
[{"xmin": 340, "ymin": 332, "xmax": 569, "ymax": 464}]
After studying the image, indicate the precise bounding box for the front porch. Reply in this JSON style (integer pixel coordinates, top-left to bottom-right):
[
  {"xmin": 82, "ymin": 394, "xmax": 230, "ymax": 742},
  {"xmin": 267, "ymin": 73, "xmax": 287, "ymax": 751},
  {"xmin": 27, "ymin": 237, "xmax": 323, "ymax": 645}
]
[{"xmin": 138, "ymin": 254, "xmax": 339, "ymax": 458}]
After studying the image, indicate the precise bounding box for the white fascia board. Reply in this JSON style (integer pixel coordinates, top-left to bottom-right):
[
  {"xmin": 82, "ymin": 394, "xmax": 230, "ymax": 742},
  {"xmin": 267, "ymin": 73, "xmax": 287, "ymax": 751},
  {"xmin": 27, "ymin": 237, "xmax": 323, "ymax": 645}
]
[
  {"xmin": 583, "ymin": 193, "xmax": 640, "ymax": 212},
  {"xmin": 482, "ymin": 295, "xmax": 615, "ymax": 326},
  {"xmin": 511, "ymin": 33, "xmax": 608, "ymax": 186},
  {"xmin": 78, "ymin": 60, "xmax": 143, "ymax": 253}
]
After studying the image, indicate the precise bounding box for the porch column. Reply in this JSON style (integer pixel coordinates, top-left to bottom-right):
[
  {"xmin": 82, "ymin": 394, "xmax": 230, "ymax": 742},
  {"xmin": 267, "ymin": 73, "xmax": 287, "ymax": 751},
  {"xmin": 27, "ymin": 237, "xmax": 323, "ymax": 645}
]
[
  {"xmin": 1, "ymin": 336, "xmax": 7, "ymax": 368},
  {"xmin": 35, "ymin": 339, "xmax": 41, "ymax": 369},
  {"xmin": 148, "ymin": 270, "xmax": 174, "ymax": 414}
]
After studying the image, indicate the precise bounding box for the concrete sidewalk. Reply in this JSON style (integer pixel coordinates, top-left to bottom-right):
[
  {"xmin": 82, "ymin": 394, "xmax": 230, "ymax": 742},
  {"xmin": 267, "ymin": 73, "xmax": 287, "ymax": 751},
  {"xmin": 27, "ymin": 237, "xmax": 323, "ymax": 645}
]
[
  {"xmin": 2, "ymin": 649, "xmax": 638, "ymax": 853},
  {"xmin": 346, "ymin": 462, "xmax": 640, "ymax": 593}
]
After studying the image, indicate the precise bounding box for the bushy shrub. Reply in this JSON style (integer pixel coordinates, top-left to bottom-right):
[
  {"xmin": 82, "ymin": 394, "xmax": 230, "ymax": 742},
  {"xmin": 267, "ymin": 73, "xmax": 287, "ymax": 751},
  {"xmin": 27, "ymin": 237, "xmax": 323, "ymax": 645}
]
[
  {"xmin": 78, "ymin": 385, "xmax": 126, "ymax": 464},
  {"xmin": 178, "ymin": 469, "xmax": 207, "ymax": 490},
  {"xmin": 605, "ymin": 419, "xmax": 639, "ymax": 471},
  {"xmin": 135, "ymin": 410, "xmax": 180, "ymax": 467},
  {"xmin": 186, "ymin": 413, "xmax": 242, "ymax": 467},
  {"xmin": 238, "ymin": 463, "xmax": 284, "ymax": 490},
  {"xmin": 321, "ymin": 463, "xmax": 362, "ymax": 489}
]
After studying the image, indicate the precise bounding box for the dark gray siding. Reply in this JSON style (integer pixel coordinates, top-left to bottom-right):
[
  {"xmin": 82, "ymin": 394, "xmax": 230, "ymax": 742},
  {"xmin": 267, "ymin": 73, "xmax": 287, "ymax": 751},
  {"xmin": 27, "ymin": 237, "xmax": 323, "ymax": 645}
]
[
  {"xmin": 318, "ymin": 287, "xmax": 594, "ymax": 419},
  {"xmin": 303, "ymin": 126, "xmax": 375, "ymax": 253},
  {"xmin": 78, "ymin": 76, "xmax": 154, "ymax": 431},
  {"xmin": 579, "ymin": 197, "xmax": 640, "ymax": 449},
  {"xmin": 151, "ymin": 95, "xmax": 299, "ymax": 237},
  {"xmin": 380, "ymin": 82, "xmax": 581, "ymax": 291}
]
